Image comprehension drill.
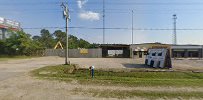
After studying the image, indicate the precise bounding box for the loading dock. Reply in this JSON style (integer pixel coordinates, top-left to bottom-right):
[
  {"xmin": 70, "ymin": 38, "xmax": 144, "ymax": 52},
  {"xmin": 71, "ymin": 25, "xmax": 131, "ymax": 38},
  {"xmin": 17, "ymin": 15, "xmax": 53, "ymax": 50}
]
[
  {"xmin": 100, "ymin": 44, "xmax": 130, "ymax": 58},
  {"xmin": 131, "ymin": 43, "xmax": 203, "ymax": 59},
  {"xmin": 171, "ymin": 45, "xmax": 202, "ymax": 58}
]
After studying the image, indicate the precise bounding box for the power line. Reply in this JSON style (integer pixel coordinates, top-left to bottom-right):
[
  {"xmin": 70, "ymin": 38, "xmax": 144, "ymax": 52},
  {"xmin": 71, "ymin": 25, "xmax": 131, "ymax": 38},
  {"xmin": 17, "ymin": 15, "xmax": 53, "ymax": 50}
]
[
  {"xmin": 0, "ymin": 2, "xmax": 62, "ymax": 5},
  {"xmin": 2, "ymin": 1, "xmax": 203, "ymax": 6},
  {"xmin": 22, "ymin": 26, "xmax": 203, "ymax": 31},
  {"xmin": 3, "ymin": 8, "xmax": 203, "ymax": 11},
  {"xmin": 2, "ymin": 9, "xmax": 203, "ymax": 14},
  {"xmin": 100, "ymin": 2, "xmax": 203, "ymax": 5}
]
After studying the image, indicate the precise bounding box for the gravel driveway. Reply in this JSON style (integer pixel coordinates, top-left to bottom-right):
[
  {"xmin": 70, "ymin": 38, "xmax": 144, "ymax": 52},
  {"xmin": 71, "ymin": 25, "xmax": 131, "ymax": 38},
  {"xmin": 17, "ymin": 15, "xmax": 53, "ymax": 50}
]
[{"xmin": 0, "ymin": 57, "xmax": 203, "ymax": 100}]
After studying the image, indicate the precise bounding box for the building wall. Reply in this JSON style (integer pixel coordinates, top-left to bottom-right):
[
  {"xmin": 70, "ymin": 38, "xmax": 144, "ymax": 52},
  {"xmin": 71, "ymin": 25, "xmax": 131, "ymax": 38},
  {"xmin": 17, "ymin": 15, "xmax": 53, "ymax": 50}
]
[
  {"xmin": 45, "ymin": 49, "xmax": 102, "ymax": 58},
  {"xmin": 175, "ymin": 49, "xmax": 202, "ymax": 58},
  {"xmin": 171, "ymin": 45, "xmax": 203, "ymax": 58},
  {"xmin": 101, "ymin": 45, "xmax": 130, "ymax": 58},
  {"xmin": 43, "ymin": 44, "xmax": 203, "ymax": 59},
  {"xmin": 130, "ymin": 44, "xmax": 203, "ymax": 59},
  {"xmin": 130, "ymin": 43, "xmax": 170, "ymax": 59}
]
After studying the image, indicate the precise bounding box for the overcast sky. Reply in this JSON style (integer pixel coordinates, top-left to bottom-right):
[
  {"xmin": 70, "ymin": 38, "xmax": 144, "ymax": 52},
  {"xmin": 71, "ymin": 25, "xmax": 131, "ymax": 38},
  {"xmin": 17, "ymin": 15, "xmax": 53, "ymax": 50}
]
[{"xmin": 1, "ymin": 0, "xmax": 203, "ymax": 45}]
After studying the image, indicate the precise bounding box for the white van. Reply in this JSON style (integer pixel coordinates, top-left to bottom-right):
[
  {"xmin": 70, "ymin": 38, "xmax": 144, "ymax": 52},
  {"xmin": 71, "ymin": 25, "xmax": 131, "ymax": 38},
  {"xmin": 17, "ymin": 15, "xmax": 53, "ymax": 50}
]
[{"xmin": 145, "ymin": 48, "xmax": 172, "ymax": 68}]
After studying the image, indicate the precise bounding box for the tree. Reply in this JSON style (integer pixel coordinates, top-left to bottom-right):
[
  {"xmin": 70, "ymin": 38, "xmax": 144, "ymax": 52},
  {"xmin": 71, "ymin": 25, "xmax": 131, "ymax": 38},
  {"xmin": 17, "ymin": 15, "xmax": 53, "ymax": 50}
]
[
  {"xmin": 52, "ymin": 30, "xmax": 97, "ymax": 49},
  {"xmin": 2, "ymin": 31, "xmax": 44, "ymax": 56},
  {"xmin": 89, "ymin": 43, "xmax": 99, "ymax": 48},
  {"xmin": 3, "ymin": 31, "xmax": 31, "ymax": 55},
  {"xmin": 32, "ymin": 35, "xmax": 41, "ymax": 41},
  {"xmin": 53, "ymin": 30, "xmax": 66, "ymax": 47},
  {"xmin": 39, "ymin": 29, "xmax": 55, "ymax": 49},
  {"xmin": 0, "ymin": 28, "xmax": 98, "ymax": 56},
  {"xmin": 68, "ymin": 35, "xmax": 79, "ymax": 49},
  {"xmin": 68, "ymin": 34, "xmax": 98, "ymax": 49},
  {"xmin": 78, "ymin": 39, "xmax": 91, "ymax": 48},
  {"xmin": 0, "ymin": 40, "xmax": 6, "ymax": 55}
]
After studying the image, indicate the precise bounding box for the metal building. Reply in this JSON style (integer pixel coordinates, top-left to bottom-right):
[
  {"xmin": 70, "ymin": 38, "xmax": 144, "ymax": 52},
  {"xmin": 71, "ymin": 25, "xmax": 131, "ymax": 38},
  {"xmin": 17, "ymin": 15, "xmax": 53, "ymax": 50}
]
[
  {"xmin": 171, "ymin": 45, "xmax": 203, "ymax": 58},
  {"xmin": 130, "ymin": 43, "xmax": 170, "ymax": 58},
  {"xmin": 99, "ymin": 44, "xmax": 130, "ymax": 58},
  {"xmin": 130, "ymin": 43, "xmax": 203, "ymax": 59}
]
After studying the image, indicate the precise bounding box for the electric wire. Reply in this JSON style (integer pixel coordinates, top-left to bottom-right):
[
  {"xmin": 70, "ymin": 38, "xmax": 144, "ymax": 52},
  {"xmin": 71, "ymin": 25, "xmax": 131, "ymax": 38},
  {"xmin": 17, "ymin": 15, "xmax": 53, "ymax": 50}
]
[
  {"xmin": 22, "ymin": 27, "xmax": 203, "ymax": 31},
  {"xmin": 2, "ymin": 2, "xmax": 203, "ymax": 5}
]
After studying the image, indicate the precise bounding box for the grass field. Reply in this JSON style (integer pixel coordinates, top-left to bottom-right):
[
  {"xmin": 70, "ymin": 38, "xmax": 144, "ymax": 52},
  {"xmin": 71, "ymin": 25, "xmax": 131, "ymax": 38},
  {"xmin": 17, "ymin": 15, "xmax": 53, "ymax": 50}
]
[{"xmin": 31, "ymin": 65, "xmax": 203, "ymax": 99}]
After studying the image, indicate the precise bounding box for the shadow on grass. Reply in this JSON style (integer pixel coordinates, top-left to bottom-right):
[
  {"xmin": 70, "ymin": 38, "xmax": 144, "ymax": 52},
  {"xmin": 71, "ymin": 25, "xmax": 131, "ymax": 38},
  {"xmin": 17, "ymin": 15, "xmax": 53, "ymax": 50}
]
[{"xmin": 122, "ymin": 63, "xmax": 150, "ymax": 69}]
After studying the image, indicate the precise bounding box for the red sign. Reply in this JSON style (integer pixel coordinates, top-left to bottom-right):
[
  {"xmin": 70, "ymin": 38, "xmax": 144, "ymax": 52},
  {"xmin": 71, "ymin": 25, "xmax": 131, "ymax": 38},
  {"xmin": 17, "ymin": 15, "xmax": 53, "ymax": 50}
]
[{"xmin": 0, "ymin": 24, "xmax": 19, "ymax": 31}]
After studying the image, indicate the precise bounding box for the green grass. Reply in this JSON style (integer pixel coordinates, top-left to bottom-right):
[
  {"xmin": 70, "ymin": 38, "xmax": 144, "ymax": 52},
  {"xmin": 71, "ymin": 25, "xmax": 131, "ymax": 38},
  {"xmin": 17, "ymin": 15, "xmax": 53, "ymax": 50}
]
[
  {"xmin": 0, "ymin": 56, "xmax": 35, "ymax": 61},
  {"xmin": 31, "ymin": 65, "xmax": 203, "ymax": 99},
  {"xmin": 31, "ymin": 65, "xmax": 203, "ymax": 87},
  {"xmin": 73, "ymin": 88, "xmax": 203, "ymax": 99}
]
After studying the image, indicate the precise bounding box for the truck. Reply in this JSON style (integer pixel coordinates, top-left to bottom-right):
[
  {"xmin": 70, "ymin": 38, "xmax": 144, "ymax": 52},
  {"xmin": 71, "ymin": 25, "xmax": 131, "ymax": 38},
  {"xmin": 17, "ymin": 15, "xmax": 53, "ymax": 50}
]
[{"xmin": 145, "ymin": 48, "xmax": 172, "ymax": 68}]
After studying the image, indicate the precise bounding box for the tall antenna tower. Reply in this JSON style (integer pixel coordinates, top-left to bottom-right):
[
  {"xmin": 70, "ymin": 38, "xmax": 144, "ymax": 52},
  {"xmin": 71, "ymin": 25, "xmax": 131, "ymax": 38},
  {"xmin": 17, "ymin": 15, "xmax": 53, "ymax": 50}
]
[
  {"xmin": 103, "ymin": 0, "xmax": 105, "ymax": 44},
  {"xmin": 131, "ymin": 10, "xmax": 134, "ymax": 44},
  {"xmin": 173, "ymin": 14, "xmax": 177, "ymax": 45}
]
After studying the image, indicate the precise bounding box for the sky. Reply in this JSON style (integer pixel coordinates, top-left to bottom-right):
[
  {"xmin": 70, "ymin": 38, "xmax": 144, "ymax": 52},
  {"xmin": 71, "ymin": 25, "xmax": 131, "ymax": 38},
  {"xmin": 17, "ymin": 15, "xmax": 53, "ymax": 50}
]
[{"xmin": 1, "ymin": 0, "xmax": 203, "ymax": 45}]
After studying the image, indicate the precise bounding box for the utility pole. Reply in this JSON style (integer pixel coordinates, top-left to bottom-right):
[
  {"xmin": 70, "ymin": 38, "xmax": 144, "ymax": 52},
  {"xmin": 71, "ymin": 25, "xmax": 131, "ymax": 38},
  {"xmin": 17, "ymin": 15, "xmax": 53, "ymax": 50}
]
[
  {"xmin": 61, "ymin": 2, "xmax": 70, "ymax": 65},
  {"xmin": 103, "ymin": 0, "xmax": 105, "ymax": 44},
  {"xmin": 131, "ymin": 10, "xmax": 134, "ymax": 59},
  {"xmin": 173, "ymin": 14, "xmax": 177, "ymax": 45},
  {"xmin": 132, "ymin": 10, "xmax": 134, "ymax": 44}
]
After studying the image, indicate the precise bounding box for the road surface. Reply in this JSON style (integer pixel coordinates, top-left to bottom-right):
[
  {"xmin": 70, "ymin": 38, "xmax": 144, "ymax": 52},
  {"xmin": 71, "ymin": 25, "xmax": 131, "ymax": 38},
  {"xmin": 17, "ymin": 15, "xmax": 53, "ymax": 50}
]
[
  {"xmin": 0, "ymin": 57, "xmax": 64, "ymax": 81},
  {"xmin": 0, "ymin": 57, "xmax": 202, "ymax": 100}
]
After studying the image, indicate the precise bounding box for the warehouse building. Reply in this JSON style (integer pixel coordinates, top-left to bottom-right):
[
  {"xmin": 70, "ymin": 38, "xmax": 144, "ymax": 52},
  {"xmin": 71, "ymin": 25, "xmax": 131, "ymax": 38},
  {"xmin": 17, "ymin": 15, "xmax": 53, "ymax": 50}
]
[
  {"xmin": 46, "ymin": 43, "xmax": 203, "ymax": 59},
  {"xmin": 98, "ymin": 43, "xmax": 203, "ymax": 59},
  {"xmin": 171, "ymin": 45, "xmax": 203, "ymax": 58},
  {"xmin": 130, "ymin": 43, "xmax": 171, "ymax": 58},
  {"xmin": 99, "ymin": 44, "xmax": 130, "ymax": 58},
  {"xmin": 130, "ymin": 43, "xmax": 203, "ymax": 59},
  {"xmin": 0, "ymin": 17, "xmax": 21, "ymax": 40}
]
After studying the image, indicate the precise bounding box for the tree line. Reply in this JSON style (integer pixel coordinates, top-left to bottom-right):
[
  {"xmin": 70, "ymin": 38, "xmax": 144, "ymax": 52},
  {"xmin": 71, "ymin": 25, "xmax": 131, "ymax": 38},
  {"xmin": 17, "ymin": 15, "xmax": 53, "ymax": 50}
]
[{"xmin": 0, "ymin": 29, "xmax": 98, "ymax": 56}]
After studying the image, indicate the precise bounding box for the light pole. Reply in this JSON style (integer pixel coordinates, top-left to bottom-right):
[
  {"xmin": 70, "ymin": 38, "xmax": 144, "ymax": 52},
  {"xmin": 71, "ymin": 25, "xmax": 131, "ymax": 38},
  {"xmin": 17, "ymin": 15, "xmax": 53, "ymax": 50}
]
[
  {"xmin": 131, "ymin": 10, "xmax": 134, "ymax": 59},
  {"xmin": 103, "ymin": 0, "xmax": 105, "ymax": 44},
  {"xmin": 173, "ymin": 14, "xmax": 177, "ymax": 45},
  {"xmin": 61, "ymin": 2, "xmax": 70, "ymax": 65},
  {"xmin": 132, "ymin": 10, "xmax": 134, "ymax": 44}
]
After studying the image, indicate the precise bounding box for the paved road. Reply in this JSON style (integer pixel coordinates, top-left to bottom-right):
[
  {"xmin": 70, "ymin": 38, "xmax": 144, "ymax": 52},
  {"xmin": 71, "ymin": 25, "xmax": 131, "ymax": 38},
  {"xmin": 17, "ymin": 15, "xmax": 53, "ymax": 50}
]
[
  {"xmin": 1, "ymin": 57, "xmax": 203, "ymax": 81},
  {"xmin": 0, "ymin": 57, "xmax": 202, "ymax": 100},
  {"xmin": 0, "ymin": 57, "xmax": 140, "ymax": 81},
  {"xmin": 0, "ymin": 57, "xmax": 64, "ymax": 81},
  {"xmin": 0, "ymin": 72, "xmax": 22, "ymax": 81}
]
